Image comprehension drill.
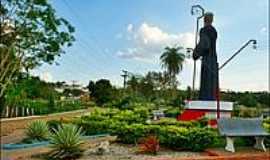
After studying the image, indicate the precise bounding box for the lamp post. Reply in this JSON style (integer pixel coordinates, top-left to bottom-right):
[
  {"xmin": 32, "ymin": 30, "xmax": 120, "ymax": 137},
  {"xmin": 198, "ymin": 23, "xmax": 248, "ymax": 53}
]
[
  {"xmin": 219, "ymin": 39, "xmax": 257, "ymax": 70},
  {"xmin": 191, "ymin": 5, "xmax": 205, "ymax": 98}
]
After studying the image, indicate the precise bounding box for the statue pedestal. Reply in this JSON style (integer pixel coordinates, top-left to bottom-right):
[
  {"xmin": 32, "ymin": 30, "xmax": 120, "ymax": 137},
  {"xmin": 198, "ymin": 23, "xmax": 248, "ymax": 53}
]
[{"xmin": 177, "ymin": 100, "xmax": 234, "ymax": 126}]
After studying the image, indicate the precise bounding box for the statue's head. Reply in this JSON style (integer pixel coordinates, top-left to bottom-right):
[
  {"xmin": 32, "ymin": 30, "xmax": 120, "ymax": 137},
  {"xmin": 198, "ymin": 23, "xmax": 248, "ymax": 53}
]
[{"xmin": 204, "ymin": 12, "xmax": 214, "ymax": 26}]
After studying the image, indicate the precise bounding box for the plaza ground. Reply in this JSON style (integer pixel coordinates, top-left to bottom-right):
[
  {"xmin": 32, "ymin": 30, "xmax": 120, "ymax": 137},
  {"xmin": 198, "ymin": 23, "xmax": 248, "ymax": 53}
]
[{"xmin": 1, "ymin": 110, "xmax": 269, "ymax": 160}]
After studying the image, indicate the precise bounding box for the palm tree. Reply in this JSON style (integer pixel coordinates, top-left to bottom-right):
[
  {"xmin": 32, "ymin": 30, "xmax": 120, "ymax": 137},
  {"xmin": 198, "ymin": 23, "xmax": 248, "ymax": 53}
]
[{"xmin": 160, "ymin": 46, "xmax": 185, "ymax": 88}]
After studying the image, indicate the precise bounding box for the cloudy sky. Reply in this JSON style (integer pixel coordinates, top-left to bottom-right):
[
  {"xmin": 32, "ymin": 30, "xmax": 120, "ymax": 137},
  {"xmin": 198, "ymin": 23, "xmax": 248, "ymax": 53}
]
[{"xmin": 32, "ymin": 0, "xmax": 269, "ymax": 91}]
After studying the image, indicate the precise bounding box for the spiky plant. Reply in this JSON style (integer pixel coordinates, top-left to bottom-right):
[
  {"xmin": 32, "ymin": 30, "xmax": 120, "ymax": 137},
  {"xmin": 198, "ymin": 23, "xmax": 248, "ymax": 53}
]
[
  {"xmin": 25, "ymin": 120, "xmax": 50, "ymax": 141},
  {"xmin": 49, "ymin": 124, "xmax": 83, "ymax": 160}
]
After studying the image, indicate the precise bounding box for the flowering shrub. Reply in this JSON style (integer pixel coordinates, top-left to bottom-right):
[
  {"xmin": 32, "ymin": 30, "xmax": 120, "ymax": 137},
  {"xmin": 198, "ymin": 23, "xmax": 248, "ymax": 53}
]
[{"xmin": 139, "ymin": 135, "xmax": 160, "ymax": 154}]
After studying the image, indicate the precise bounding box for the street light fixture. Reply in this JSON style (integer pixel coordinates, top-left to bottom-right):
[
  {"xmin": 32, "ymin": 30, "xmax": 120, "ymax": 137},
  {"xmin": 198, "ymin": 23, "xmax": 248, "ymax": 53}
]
[{"xmin": 219, "ymin": 39, "xmax": 257, "ymax": 70}]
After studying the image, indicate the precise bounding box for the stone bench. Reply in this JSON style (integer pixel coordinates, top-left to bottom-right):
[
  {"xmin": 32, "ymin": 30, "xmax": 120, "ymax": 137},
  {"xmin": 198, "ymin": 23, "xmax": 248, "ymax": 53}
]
[{"xmin": 217, "ymin": 118, "xmax": 269, "ymax": 152}]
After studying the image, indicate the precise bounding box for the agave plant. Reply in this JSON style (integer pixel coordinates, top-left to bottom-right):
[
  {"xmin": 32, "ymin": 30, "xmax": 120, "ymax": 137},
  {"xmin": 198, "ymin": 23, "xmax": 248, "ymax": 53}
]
[
  {"xmin": 25, "ymin": 120, "xmax": 50, "ymax": 141},
  {"xmin": 49, "ymin": 124, "xmax": 83, "ymax": 159}
]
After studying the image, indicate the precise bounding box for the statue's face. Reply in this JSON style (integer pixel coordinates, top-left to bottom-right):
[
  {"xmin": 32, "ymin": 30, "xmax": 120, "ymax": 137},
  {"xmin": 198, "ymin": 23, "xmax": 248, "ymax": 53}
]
[{"xmin": 204, "ymin": 15, "xmax": 213, "ymax": 26}]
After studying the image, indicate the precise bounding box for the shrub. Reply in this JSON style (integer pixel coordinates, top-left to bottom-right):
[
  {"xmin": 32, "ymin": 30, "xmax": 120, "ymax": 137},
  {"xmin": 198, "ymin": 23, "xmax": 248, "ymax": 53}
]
[
  {"xmin": 263, "ymin": 118, "xmax": 270, "ymax": 147},
  {"xmin": 138, "ymin": 135, "xmax": 160, "ymax": 154},
  {"xmin": 151, "ymin": 118, "xmax": 199, "ymax": 128},
  {"xmin": 113, "ymin": 110, "xmax": 147, "ymax": 124},
  {"xmin": 76, "ymin": 108, "xmax": 216, "ymax": 151},
  {"xmin": 25, "ymin": 120, "xmax": 49, "ymax": 141},
  {"xmin": 159, "ymin": 126, "xmax": 216, "ymax": 151},
  {"xmin": 115, "ymin": 124, "xmax": 161, "ymax": 144},
  {"xmin": 49, "ymin": 124, "xmax": 83, "ymax": 160},
  {"xmin": 164, "ymin": 107, "xmax": 181, "ymax": 118},
  {"xmin": 185, "ymin": 128, "xmax": 217, "ymax": 151},
  {"xmin": 47, "ymin": 120, "xmax": 65, "ymax": 133}
]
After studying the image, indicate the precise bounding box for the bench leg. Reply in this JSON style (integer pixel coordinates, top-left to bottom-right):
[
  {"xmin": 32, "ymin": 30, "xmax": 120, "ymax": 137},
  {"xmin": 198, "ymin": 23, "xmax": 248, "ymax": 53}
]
[
  {"xmin": 254, "ymin": 137, "xmax": 266, "ymax": 152},
  {"xmin": 225, "ymin": 137, "xmax": 235, "ymax": 152}
]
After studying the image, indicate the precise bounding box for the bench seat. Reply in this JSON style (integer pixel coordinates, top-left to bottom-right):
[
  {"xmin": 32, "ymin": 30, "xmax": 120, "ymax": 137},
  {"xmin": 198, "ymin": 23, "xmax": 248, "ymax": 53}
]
[{"xmin": 217, "ymin": 118, "xmax": 269, "ymax": 152}]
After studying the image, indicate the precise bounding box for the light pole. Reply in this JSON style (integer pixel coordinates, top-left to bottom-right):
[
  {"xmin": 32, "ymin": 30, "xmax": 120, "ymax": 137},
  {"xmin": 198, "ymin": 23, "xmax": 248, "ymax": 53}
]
[
  {"xmin": 219, "ymin": 39, "xmax": 257, "ymax": 70},
  {"xmin": 191, "ymin": 5, "xmax": 205, "ymax": 98}
]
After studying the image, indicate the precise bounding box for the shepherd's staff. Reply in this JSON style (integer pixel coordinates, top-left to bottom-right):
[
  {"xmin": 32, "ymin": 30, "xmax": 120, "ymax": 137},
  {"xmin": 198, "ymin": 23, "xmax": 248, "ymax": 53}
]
[{"xmin": 190, "ymin": 5, "xmax": 205, "ymax": 98}]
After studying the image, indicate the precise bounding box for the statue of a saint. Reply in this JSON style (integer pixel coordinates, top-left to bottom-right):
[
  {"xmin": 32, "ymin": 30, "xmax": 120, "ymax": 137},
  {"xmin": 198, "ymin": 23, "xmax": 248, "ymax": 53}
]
[{"xmin": 193, "ymin": 12, "xmax": 219, "ymax": 100}]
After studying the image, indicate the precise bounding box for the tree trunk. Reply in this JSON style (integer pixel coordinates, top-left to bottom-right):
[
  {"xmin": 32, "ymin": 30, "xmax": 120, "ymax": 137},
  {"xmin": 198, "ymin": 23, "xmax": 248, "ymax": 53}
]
[{"xmin": 0, "ymin": 96, "xmax": 5, "ymax": 117}]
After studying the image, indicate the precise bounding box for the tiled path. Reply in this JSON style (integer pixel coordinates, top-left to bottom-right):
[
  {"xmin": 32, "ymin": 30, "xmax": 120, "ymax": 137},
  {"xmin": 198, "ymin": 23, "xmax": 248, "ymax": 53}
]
[{"xmin": 149, "ymin": 148, "xmax": 270, "ymax": 160}]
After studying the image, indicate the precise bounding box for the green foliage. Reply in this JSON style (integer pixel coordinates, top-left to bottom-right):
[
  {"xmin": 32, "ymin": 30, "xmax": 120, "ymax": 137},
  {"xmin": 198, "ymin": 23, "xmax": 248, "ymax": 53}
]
[
  {"xmin": 151, "ymin": 118, "xmax": 199, "ymax": 128},
  {"xmin": 48, "ymin": 94, "xmax": 56, "ymax": 112},
  {"xmin": 160, "ymin": 46, "xmax": 185, "ymax": 88},
  {"xmin": 25, "ymin": 120, "xmax": 50, "ymax": 141},
  {"xmin": 116, "ymin": 124, "xmax": 215, "ymax": 151},
  {"xmin": 233, "ymin": 106, "xmax": 261, "ymax": 118},
  {"xmin": 49, "ymin": 124, "xmax": 83, "ymax": 160},
  {"xmin": 76, "ymin": 108, "xmax": 215, "ymax": 151},
  {"xmin": 238, "ymin": 93, "xmax": 257, "ymax": 107},
  {"xmin": 164, "ymin": 108, "xmax": 181, "ymax": 118},
  {"xmin": 76, "ymin": 107, "xmax": 149, "ymax": 135},
  {"xmin": 1, "ymin": 0, "xmax": 75, "ymax": 69},
  {"xmin": 87, "ymin": 79, "xmax": 114, "ymax": 106},
  {"xmin": 263, "ymin": 118, "xmax": 270, "ymax": 147},
  {"xmin": 5, "ymin": 75, "xmax": 58, "ymax": 105},
  {"xmin": 47, "ymin": 120, "xmax": 63, "ymax": 133}
]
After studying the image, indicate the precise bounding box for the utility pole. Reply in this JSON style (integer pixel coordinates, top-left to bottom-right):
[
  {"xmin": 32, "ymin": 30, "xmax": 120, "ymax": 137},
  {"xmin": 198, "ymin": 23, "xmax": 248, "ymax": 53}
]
[{"xmin": 121, "ymin": 70, "xmax": 128, "ymax": 89}]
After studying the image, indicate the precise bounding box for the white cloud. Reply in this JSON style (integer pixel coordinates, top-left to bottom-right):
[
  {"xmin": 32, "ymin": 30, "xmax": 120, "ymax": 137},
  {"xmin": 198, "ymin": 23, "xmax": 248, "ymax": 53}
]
[
  {"xmin": 40, "ymin": 71, "xmax": 53, "ymax": 82},
  {"xmin": 117, "ymin": 22, "xmax": 194, "ymax": 62}
]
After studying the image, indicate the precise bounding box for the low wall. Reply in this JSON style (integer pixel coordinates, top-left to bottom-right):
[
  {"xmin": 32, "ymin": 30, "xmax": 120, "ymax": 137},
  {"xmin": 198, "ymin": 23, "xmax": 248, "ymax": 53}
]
[{"xmin": 0, "ymin": 109, "xmax": 89, "ymax": 137}]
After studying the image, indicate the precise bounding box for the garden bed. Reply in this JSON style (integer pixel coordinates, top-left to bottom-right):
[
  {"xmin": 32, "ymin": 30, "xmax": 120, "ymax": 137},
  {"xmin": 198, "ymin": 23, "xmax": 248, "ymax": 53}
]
[{"xmin": 1, "ymin": 134, "xmax": 110, "ymax": 150}]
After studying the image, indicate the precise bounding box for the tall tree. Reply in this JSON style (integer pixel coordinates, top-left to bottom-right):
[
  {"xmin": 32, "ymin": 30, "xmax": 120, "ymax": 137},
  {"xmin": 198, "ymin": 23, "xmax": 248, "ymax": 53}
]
[
  {"xmin": 87, "ymin": 79, "xmax": 113, "ymax": 106},
  {"xmin": 160, "ymin": 46, "xmax": 185, "ymax": 88},
  {"xmin": 127, "ymin": 75, "xmax": 139, "ymax": 94},
  {"xmin": 0, "ymin": 0, "xmax": 75, "ymax": 102}
]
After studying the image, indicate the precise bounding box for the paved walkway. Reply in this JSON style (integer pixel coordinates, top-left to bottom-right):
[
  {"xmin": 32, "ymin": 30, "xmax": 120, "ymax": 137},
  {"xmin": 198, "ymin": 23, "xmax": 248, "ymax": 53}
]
[{"xmin": 149, "ymin": 148, "xmax": 270, "ymax": 160}]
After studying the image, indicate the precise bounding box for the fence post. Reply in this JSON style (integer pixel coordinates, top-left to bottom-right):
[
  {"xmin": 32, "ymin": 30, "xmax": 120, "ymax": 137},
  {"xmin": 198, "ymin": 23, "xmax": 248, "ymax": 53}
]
[
  {"xmin": 22, "ymin": 107, "xmax": 24, "ymax": 117},
  {"xmin": 15, "ymin": 107, "xmax": 18, "ymax": 117},
  {"xmin": 31, "ymin": 108, "xmax": 34, "ymax": 115},
  {"xmin": 5, "ymin": 106, "xmax": 9, "ymax": 118},
  {"xmin": 26, "ymin": 107, "xmax": 29, "ymax": 116}
]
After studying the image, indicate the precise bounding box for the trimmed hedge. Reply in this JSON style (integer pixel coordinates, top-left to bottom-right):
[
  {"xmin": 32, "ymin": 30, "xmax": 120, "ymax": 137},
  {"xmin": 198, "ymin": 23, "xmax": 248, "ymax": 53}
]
[{"xmin": 75, "ymin": 108, "xmax": 216, "ymax": 151}]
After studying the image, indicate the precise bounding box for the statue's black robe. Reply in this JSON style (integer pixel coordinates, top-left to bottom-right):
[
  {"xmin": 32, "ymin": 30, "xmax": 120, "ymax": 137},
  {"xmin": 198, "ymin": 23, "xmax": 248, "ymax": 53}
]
[{"xmin": 193, "ymin": 25, "xmax": 219, "ymax": 100}]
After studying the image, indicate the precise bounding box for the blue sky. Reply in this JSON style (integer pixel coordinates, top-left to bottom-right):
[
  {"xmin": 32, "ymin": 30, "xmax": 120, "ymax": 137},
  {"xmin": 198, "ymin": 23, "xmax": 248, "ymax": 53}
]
[{"xmin": 32, "ymin": 0, "xmax": 269, "ymax": 91}]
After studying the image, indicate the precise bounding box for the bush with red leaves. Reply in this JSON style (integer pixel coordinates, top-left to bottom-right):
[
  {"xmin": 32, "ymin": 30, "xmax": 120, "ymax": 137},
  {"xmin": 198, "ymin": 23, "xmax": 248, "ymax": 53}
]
[{"xmin": 138, "ymin": 135, "xmax": 160, "ymax": 154}]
